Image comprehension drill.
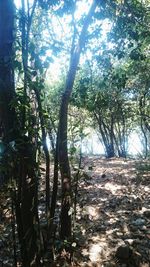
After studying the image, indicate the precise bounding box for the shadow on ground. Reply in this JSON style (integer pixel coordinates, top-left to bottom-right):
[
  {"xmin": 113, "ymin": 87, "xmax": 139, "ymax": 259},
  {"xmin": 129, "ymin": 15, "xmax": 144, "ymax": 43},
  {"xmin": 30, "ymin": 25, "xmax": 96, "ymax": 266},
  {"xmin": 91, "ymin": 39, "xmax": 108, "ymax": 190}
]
[{"xmin": 73, "ymin": 157, "xmax": 150, "ymax": 267}]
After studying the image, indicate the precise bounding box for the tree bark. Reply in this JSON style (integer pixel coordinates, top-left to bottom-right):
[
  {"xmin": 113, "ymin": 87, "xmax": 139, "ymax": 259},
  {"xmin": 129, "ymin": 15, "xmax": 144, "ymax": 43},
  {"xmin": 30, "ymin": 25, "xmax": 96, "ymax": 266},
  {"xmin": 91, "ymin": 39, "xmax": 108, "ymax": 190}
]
[
  {"xmin": 34, "ymin": 88, "xmax": 50, "ymax": 217},
  {"xmin": 0, "ymin": 0, "xmax": 16, "ymax": 141},
  {"xmin": 57, "ymin": 1, "xmax": 97, "ymax": 239},
  {"xmin": 139, "ymin": 93, "xmax": 149, "ymax": 158}
]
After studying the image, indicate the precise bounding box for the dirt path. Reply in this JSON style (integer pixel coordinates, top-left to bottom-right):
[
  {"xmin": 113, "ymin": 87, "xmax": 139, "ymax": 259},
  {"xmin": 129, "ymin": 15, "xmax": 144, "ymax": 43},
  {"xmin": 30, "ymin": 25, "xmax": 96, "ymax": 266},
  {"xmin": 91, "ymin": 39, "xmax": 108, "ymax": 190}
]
[
  {"xmin": 0, "ymin": 157, "xmax": 150, "ymax": 267},
  {"xmin": 74, "ymin": 157, "xmax": 150, "ymax": 267}
]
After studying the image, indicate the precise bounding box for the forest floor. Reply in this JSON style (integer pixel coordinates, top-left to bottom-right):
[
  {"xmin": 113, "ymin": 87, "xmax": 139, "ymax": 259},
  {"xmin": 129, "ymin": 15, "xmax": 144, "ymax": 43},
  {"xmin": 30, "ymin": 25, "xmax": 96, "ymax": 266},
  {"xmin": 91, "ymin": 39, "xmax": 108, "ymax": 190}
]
[
  {"xmin": 72, "ymin": 157, "xmax": 150, "ymax": 267},
  {"xmin": 0, "ymin": 157, "xmax": 150, "ymax": 267}
]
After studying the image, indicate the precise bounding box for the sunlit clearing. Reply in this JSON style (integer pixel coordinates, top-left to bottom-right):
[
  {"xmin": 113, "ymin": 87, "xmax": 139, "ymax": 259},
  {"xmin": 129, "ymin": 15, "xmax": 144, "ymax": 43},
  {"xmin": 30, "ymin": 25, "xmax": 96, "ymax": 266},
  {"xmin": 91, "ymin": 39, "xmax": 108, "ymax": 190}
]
[
  {"xmin": 82, "ymin": 131, "xmax": 143, "ymax": 156},
  {"xmin": 82, "ymin": 131, "xmax": 105, "ymax": 155},
  {"xmin": 128, "ymin": 131, "xmax": 143, "ymax": 155}
]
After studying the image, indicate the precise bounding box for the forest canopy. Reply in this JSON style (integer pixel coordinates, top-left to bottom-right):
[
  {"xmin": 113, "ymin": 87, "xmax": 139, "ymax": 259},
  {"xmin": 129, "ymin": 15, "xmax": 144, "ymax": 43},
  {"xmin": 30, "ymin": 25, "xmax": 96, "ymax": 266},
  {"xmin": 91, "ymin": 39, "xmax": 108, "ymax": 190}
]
[{"xmin": 0, "ymin": 0, "xmax": 150, "ymax": 266}]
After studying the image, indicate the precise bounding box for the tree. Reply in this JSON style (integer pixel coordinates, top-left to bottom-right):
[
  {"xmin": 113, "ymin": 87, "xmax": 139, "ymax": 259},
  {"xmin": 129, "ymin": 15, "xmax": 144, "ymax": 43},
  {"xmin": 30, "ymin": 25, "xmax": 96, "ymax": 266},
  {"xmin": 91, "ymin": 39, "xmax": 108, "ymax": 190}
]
[
  {"xmin": 0, "ymin": 0, "xmax": 16, "ymax": 142},
  {"xmin": 0, "ymin": 1, "xmax": 42, "ymax": 266},
  {"xmin": 56, "ymin": 0, "xmax": 97, "ymax": 239},
  {"xmin": 1, "ymin": 0, "xmax": 150, "ymax": 264},
  {"xmin": 71, "ymin": 60, "xmax": 134, "ymax": 158}
]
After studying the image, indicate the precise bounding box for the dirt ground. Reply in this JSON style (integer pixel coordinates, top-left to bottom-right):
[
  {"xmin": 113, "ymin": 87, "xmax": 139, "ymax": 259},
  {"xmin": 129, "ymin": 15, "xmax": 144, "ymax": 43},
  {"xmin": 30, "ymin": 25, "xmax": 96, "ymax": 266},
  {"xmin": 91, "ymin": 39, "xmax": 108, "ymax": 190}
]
[
  {"xmin": 73, "ymin": 157, "xmax": 150, "ymax": 267},
  {"xmin": 0, "ymin": 157, "xmax": 150, "ymax": 267}
]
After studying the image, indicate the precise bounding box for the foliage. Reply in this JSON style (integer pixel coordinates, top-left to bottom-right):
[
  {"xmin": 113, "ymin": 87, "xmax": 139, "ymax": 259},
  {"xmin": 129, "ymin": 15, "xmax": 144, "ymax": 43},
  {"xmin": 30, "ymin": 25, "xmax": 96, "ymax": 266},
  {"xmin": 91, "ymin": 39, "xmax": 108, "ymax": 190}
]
[{"xmin": 1, "ymin": 0, "xmax": 150, "ymax": 265}]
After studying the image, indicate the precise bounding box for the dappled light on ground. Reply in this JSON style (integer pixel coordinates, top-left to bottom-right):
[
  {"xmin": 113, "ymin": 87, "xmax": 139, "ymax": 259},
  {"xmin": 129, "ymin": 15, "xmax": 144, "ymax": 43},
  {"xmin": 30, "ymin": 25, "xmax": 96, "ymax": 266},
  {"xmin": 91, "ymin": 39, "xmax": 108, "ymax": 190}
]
[
  {"xmin": 74, "ymin": 157, "xmax": 150, "ymax": 267},
  {"xmin": 0, "ymin": 157, "xmax": 150, "ymax": 266}
]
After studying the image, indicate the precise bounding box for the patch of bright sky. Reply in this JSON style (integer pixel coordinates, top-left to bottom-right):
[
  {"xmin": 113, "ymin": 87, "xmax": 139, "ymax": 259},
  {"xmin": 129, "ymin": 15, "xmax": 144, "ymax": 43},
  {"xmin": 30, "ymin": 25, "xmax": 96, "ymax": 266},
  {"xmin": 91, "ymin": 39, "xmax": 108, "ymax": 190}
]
[
  {"xmin": 14, "ymin": 0, "xmax": 113, "ymax": 81},
  {"xmin": 74, "ymin": 0, "xmax": 93, "ymax": 20},
  {"xmin": 14, "ymin": 0, "xmax": 34, "ymax": 8},
  {"xmin": 48, "ymin": 18, "xmax": 112, "ymax": 81},
  {"xmin": 14, "ymin": 0, "xmax": 21, "ymax": 8}
]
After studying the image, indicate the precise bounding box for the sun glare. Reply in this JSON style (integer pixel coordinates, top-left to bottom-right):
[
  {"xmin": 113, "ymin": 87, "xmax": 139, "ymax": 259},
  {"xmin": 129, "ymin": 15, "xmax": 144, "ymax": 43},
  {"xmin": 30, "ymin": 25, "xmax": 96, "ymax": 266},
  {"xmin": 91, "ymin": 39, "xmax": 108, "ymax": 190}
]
[{"xmin": 14, "ymin": 0, "xmax": 145, "ymax": 157}]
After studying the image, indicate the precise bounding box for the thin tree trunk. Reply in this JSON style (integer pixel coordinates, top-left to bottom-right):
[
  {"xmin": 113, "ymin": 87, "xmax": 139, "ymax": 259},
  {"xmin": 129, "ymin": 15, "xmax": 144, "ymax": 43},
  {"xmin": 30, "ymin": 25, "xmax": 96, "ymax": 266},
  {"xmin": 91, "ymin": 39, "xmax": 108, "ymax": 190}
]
[
  {"xmin": 34, "ymin": 88, "xmax": 50, "ymax": 216},
  {"xmin": 50, "ymin": 138, "xmax": 59, "ymax": 220},
  {"xmin": 21, "ymin": 0, "xmax": 37, "ymax": 128},
  {"xmin": 58, "ymin": 1, "xmax": 97, "ymax": 239},
  {"xmin": 139, "ymin": 94, "xmax": 148, "ymax": 158},
  {"xmin": 141, "ymin": 119, "xmax": 148, "ymax": 158},
  {"xmin": 11, "ymin": 197, "xmax": 17, "ymax": 267},
  {"xmin": 17, "ymin": 2, "xmax": 41, "ymax": 265}
]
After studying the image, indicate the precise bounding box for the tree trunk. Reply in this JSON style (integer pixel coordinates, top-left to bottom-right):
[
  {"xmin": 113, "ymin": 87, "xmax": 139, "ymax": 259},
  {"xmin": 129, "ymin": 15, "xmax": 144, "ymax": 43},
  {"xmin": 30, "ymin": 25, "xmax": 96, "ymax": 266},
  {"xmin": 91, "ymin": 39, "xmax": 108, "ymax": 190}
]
[
  {"xmin": 34, "ymin": 88, "xmax": 50, "ymax": 216},
  {"xmin": 21, "ymin": 0, "xmax": 37, "ymax": 128},
  {"xmin": 50, "ymin": 138, "xmax": 59, "ymax": 220},
  {"xmin": 0, "ymin": 0, "xmax": 16, "ymax": 142},
  {"xmin": 15, "ymin": 137, "xmax": 41, "ymax": 267},
  {"xmin": 95, "ymin": 113, "xmax": 115, "ymax": 158},
  {"xmin": 139, "ymin": 94, "xmax": 149, "ymax": 158},
  {"xmin": 58, "ymin": 1, "xmax": 97, "ymax": 239}
]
